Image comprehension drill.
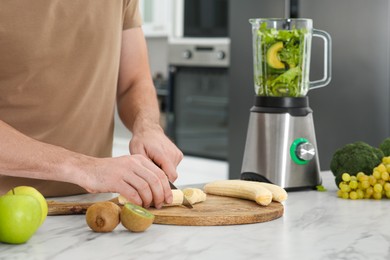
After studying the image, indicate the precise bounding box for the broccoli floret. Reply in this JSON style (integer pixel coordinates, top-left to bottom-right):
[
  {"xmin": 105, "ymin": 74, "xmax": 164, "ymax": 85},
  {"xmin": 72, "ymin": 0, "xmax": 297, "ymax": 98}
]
[
  {"xmin": 379, "ymin": 138, "xmax": 390, "ymax": 156},
  {"xmin": 330, "ymin": 141, "xmax": 384, "ymax": 186}
]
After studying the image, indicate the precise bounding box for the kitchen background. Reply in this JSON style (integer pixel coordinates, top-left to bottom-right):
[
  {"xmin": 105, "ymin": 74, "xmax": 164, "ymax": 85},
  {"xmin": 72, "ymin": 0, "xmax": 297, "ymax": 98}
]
[{"xmin": 114, "ymin": 0, "xmax": 390, "ymax": 182}]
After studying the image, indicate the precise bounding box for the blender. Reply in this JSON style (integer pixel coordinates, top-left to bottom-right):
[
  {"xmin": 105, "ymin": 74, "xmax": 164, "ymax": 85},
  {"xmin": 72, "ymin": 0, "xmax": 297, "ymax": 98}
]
[{"xmin": 241, "ymin": 18, "xmax": 332, "ymax": 190}]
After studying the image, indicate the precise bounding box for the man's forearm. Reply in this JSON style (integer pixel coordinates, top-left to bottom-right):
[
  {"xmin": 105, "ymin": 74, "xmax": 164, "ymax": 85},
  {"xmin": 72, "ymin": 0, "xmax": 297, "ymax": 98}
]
[
  {"xmin": 0, "ymin": 120, "xmax": 91, "ymax": 186},
  {"xmin": 0, "ymin": 120, "xmax": 175, "ymax": 206},
  {"xmin": 117, "ymin": 78, "xmax": 161, "ymax": 135}
]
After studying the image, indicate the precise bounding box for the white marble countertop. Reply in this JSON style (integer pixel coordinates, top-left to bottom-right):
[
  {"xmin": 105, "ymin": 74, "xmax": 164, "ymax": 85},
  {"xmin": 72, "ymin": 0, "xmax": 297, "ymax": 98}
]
[{"xmin": 1, "ymin": 171, "xmax": 390, "ymax": 260}]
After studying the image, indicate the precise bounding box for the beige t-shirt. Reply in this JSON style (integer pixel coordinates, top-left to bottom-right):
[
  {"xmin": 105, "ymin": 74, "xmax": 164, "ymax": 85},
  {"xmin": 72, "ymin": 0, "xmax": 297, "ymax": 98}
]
[{"xmin": 0, "ymin": 0, "xmax": 142, "ymax": 196}]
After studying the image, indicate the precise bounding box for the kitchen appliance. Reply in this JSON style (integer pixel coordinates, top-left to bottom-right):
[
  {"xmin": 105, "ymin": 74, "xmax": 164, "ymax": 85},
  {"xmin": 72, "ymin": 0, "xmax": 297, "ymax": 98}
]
[
  {"xmin": 168, "ymin": 0, "xmax": 230, "ymax": 159},
  {"xmin": 167, "ymin": 38, "xmax": 230, "ymax": 159},
  {"xmin": 240, "ymin": 18, "xmax": 331, "ymax": 190},
  {"xmin": 171, "ymin": 0, "xmax": 229, "ymax": 38}
]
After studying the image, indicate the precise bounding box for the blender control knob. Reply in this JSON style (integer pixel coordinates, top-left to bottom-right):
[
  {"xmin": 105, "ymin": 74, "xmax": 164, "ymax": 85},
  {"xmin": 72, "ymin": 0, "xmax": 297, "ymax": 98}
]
[
  {"xmin": 296, "ymin": 142, "xmax": 316, "ymax": 161},
  {"xmin": 216, "ymin": 51, "xmax": 226, "ymax": 60},
  {"xmin": 182, "ymin": 50, "xmax": 192, "ymax": 59}
]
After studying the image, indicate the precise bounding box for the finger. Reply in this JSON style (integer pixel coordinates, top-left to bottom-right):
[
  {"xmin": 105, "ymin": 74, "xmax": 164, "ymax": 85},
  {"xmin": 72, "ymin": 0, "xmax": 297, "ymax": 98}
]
[
  {"xmin": 149, "ymin": 158, "xmax": 178, "ymax": 204},
  {"xmin": 151, "ymin": 166, "xmax": 173, "ymax": 205},
  {"xmin": 152, "ymin": 152, "xmax": 180, "ymax": 182},
  {"xmin": 140, "ymin": 157, "xmax": 173, "ymax": 205},
  {"xmin": 117, "ymin": 180, "xmax": 143, "ymax": 206},
  {"xmin": 133, "ymin": 161, "xmax": 169, "ymax": 208},
  {"xmin": 160, "ymin": 161, "xmax": 178, "ymax": 182},
  {"xmin": 123, "ymin": 172, "xmax": 153, "ymax": 208},
  {"xmin": 129, "ymin": 139, "xmax": 147, "ymax": 156}
]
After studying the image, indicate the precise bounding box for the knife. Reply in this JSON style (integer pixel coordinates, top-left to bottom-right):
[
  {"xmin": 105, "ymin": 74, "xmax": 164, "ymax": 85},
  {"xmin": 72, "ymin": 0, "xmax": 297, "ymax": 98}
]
[{"xmin": 169, "ymin": 181, "xmax": 193, "ymax": 209}]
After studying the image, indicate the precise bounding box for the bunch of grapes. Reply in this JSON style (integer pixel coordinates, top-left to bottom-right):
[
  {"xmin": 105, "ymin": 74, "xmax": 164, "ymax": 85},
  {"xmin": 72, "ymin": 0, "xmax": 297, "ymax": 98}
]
[{"xmin": 337, "ymin": 156, "xmax": 390, "ymax": 200}]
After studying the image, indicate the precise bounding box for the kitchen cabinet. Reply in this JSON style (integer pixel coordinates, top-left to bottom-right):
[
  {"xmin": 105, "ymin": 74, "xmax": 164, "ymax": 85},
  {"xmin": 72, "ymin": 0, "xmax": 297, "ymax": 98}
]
[{"xmin": 139, "ymin": 0, "xmax": 172, "ymax": 37}]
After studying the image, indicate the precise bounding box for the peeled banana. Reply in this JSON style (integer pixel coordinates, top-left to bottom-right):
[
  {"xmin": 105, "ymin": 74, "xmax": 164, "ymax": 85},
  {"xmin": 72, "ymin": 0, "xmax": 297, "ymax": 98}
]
[
  {"xmin": 253, "ymin": 181, "xmax": 288, "ymax": 203},
  {"xmin": 203, "ymin": 179, "xmax": 287, "ymax": 206},
  {"xmin": 182, "ymin": 188, "xmax": 207, "ymax": 205}
]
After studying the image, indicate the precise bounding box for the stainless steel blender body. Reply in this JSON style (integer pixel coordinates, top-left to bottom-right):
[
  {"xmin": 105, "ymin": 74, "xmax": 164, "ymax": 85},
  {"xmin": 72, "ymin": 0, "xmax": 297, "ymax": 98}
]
[{"xmin": 241, "ymin": 97, "xmax": 321, "ymax": 189}]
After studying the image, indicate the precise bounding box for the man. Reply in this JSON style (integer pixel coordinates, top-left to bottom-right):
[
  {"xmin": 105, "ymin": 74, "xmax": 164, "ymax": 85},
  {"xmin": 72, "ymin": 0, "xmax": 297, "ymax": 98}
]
[{"xmin": 0, "ymin": 0, "xmax": 182, "ymax": 209}]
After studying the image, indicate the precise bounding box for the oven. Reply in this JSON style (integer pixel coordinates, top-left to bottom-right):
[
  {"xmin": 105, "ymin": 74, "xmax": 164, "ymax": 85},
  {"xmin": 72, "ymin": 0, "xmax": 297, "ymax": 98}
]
[
  {"xmin": 171, "ymin": 0, "xmax": 229, "ymax": 38},
  {"xmin": 166, "ymin": 38, "xmax": 230, "ymax": 160}
]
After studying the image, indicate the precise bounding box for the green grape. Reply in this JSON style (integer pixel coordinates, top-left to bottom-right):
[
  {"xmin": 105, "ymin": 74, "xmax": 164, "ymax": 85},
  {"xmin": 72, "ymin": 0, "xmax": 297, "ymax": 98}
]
[
  {"xmin": 366, "ymin": 187, "xmax": 374, "ymax": 197},
  {"xmin": 378, "ymin": 163, "xmax": 387, "ymax": 173},
  {"xmin": 373, "ymin": 170, "xmax": 381, "ymax": 180},
  {"xmin": 384, "ymin": 182, "xmax": 390, "ymax": 191},
  {"xmin": 350, "ymin": 176, "xmax": 357, "ymax": 182},
  {"xmin": 342, "ymin": 173, "xmax": 351, "ymax": 182},
  {"xmin": 382, "ymin": 171, "xmax": 390, "ymax": 181},
  {"xmin": 349, "ymin": 191, "xmax": 358, "ymax": 200},
  {"xmin": 337, "ymin": 189, "xmax": 343, "ymax": 198},
  {"xmin": 385, "ymin": 190, "xmax": 390, "ymax": 198},
  {"xmin": 361, "ymin": 180, "xmax": 370, "ymax": 190},
  {"xmin": 368, "ymin": 175, "xmax": 377, "ymax": 186},
  {"xmin": 349, "ymin": 180, "xmax": 358, "ymax": 190},
  {"xmin": 341, "ymin": 191, "xmax": 349, "ymax": 199},
  {"xmin": 374, "ymin": 183, "xmax": 383, "ymax": 193},
  {"xmin": 373, "ymin": 192, "xmax": 382, "ymax": 200},
  {"xmin": 364, "ymin": 193, "xmax": 372, "ymax": 199},
  {"xmin": 386, "ymin": 164, "xmax": 390, "ymax": 173},
  {"xmin": 340, "ymin": 183, "xmax": 351, "ymax": 193},
  {"xmin": 357, "ymin": 172, "xmax": 366, "ymax": 181},
  {"xmin": 356, "ymin": 189, "xmax": 364, "ymax": 199},
  {"xmin": 359, "ymin": 174, "xmax": 369, "ymax": 182},
  {"xmin": 377, "ymin": 179, "xmax": 385, "ymax": 186},
  {"xmin": 383, "ymin": 156, "xmax": 390, "ymax": 164}
]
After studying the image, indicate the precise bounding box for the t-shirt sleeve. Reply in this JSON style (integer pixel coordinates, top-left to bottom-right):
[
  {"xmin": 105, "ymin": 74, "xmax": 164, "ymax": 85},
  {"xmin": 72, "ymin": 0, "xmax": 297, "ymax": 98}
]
[{"xmin": 123, "ymin": 0, "xmax": 142, "ymax": 30}]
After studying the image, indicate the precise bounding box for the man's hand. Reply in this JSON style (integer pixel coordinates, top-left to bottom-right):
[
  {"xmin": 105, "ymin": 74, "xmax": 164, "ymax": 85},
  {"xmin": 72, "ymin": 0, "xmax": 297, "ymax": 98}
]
[
  {"xmin": 129, "ymin": 123, "xmax": 183, "ymax": 183},
  {"xmin": 82, "ymin": 154, "xmax": 173, "ymax": 209}
]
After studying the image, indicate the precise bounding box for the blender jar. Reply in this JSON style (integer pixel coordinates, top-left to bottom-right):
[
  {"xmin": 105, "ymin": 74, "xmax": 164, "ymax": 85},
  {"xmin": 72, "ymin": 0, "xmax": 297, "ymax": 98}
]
[{"xmin": 250, "ymin": 18, "xmax": 331, "ymax": 97}]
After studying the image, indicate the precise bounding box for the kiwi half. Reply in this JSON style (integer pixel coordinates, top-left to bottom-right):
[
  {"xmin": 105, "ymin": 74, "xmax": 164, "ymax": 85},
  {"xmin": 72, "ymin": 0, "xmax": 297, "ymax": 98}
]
[
  {"xmin": 85, "ymin": 201, "xmax": 121, "ymax": 232},
  {"xmin": 120, "ymin": 203, "xmax": 155, "ymax": 232}
]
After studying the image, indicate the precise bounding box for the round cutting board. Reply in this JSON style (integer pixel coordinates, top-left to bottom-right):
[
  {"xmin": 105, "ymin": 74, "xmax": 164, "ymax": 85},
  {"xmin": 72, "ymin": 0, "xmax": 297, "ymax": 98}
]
[{"xmin": 147, "ymin": 194, "xmax": 284, "ymax": 226}]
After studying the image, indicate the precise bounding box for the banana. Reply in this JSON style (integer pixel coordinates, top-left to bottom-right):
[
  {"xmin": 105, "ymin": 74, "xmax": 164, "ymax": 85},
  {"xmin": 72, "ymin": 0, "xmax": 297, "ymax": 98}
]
[
  {"xmin": 203, "ymin": 180, "xmax": 273, "ymax": 206},
  {"xmin": 249, "ymin": 181, "xmax": 288, "ymax": 203},
  {"xmin": 182, "ymin": 188, "xmax": 207, "ymax": 205}
]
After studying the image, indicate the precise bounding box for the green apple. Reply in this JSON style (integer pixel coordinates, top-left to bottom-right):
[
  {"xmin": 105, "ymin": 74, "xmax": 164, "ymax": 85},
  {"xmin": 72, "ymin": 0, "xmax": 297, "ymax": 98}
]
[
  {"xmin": 6, "ymin": 186, "xmax": 48, "ymax": 226},
  {"xmin": 0, "ymin": 194, "xmax": 42, "ymax": 244}
]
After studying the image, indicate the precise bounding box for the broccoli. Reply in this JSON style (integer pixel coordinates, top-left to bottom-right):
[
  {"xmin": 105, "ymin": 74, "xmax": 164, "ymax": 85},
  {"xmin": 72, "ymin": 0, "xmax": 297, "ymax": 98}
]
[
  {"xmin": 379, "ymin": 138, "xmax": 390, "ymax": 156},
  {"xmin": 330, "ymin": 141, "xmax": 384, "ymax": 186}
]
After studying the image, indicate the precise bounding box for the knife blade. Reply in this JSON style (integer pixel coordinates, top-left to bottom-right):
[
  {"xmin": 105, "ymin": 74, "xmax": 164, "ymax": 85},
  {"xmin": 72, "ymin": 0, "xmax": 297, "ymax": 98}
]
[{"xmin": 169, "ymin": 181, "xmax": 193, "ymax": 209}]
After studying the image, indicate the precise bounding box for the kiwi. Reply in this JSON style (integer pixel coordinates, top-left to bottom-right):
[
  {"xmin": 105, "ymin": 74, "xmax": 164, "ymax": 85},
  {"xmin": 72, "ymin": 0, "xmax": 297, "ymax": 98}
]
[
  {"xmin": 120, "ymin": 203, "xmax": 155, "ymax": 232},
  {"xmin": 85, "ymin": 201, "xmax": 121, "ymax": 232}
]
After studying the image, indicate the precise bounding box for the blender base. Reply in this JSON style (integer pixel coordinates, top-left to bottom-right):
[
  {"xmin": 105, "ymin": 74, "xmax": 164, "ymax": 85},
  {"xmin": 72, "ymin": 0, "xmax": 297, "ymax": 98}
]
[
  {"xmin": 240, "ymin": 96, "xmax": 322, "ymax": 190},
  {"xmin": 241, "ymin": 172, "xmax": 320, "ymax": 191}
]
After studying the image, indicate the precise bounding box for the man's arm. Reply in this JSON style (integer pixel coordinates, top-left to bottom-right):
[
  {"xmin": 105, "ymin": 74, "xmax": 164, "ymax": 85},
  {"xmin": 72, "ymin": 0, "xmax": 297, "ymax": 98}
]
[
  {"xmin": 116, "ymin": 28, "xmax": 183, "ymax": 182},
  {"xmin": 0, "ymin": 118, "xmax": 174, "ymax": 208}
]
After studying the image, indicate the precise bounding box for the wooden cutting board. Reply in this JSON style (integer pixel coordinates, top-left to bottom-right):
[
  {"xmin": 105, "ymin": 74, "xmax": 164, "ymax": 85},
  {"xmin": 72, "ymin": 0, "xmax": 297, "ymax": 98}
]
[{"xmin": 47, "ymin": 195, "xmax": 284, "ymax": 226}]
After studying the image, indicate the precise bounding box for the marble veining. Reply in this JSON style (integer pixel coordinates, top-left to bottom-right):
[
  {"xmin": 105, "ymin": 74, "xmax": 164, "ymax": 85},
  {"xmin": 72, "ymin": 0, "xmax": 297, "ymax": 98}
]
[{"xmin": 1, "ymin": 170, "xmax": 390, "ymax": 260}]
